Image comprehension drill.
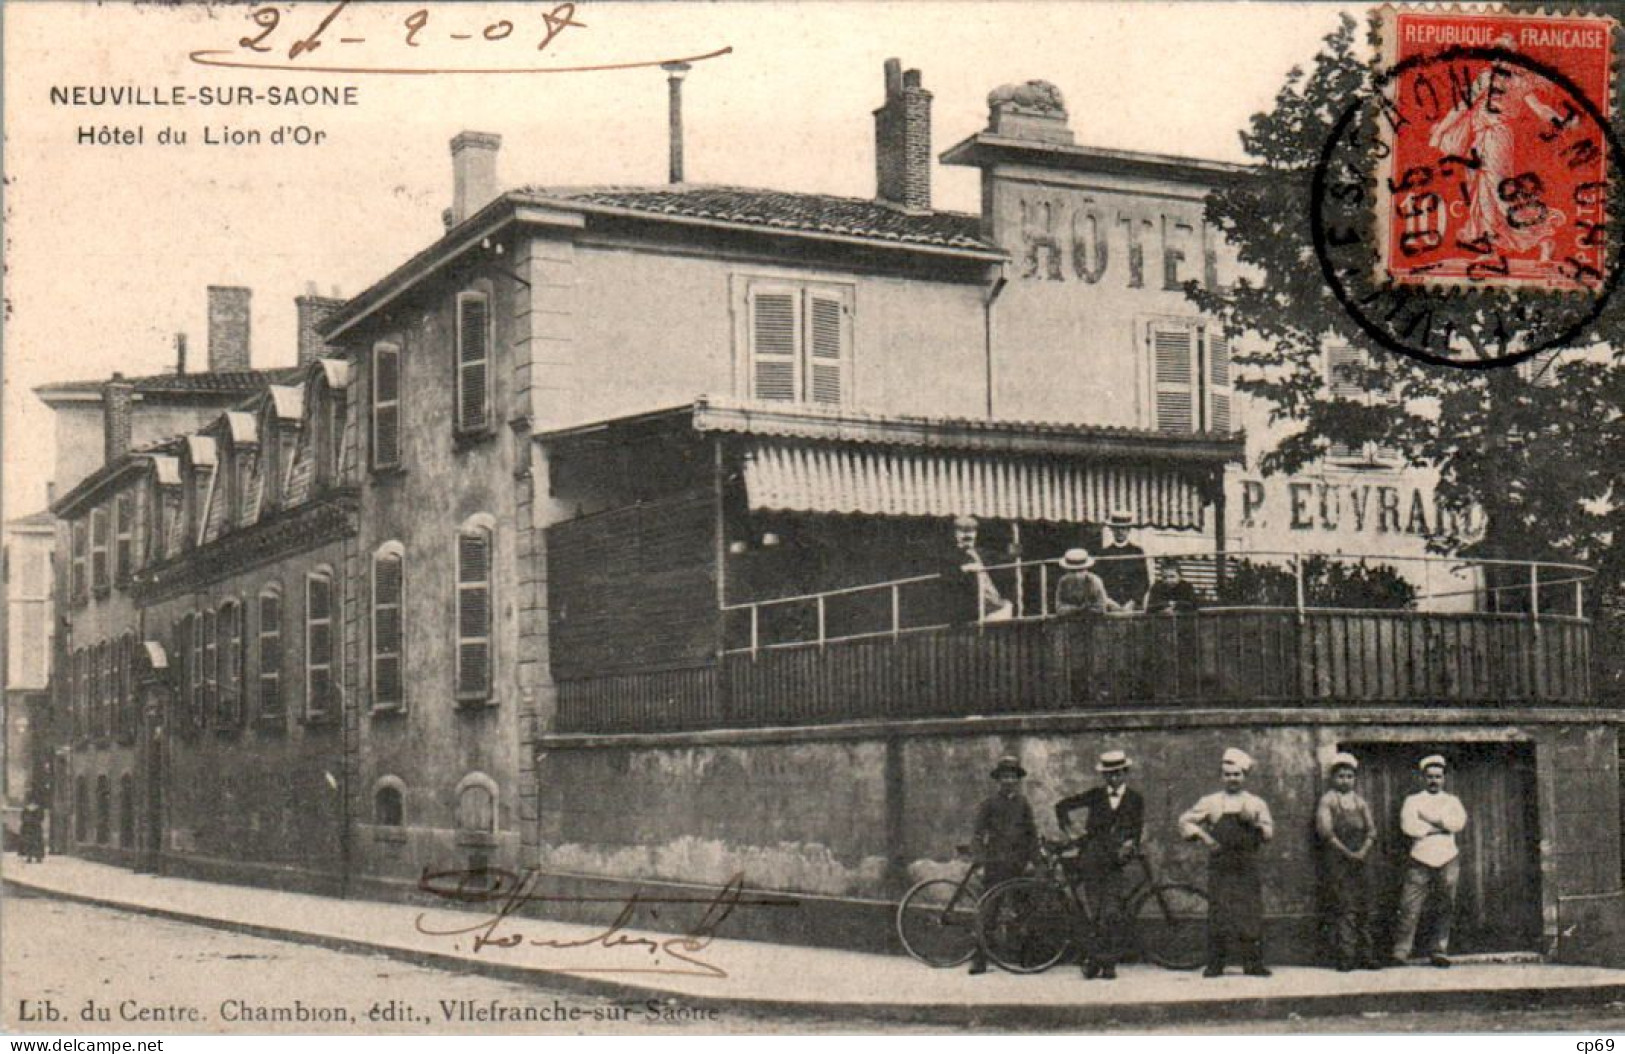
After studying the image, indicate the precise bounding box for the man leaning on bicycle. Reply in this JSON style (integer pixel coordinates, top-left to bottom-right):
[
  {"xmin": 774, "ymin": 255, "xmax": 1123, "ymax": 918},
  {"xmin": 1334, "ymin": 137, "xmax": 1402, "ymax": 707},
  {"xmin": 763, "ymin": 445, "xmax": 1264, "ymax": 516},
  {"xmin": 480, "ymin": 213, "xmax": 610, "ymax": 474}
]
[{"xmin": 1054, "ymin": 750, "xmax": 1144, "ymax": 980}]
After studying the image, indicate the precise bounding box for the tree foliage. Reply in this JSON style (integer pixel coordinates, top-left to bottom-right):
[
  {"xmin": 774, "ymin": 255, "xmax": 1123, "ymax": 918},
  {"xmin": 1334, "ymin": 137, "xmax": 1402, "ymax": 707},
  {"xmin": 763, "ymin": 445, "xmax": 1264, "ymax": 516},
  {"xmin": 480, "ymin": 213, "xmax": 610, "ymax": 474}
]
[{"xmin": 1187, "ymin": 14, "xmax": 1625, "ymax": 602}]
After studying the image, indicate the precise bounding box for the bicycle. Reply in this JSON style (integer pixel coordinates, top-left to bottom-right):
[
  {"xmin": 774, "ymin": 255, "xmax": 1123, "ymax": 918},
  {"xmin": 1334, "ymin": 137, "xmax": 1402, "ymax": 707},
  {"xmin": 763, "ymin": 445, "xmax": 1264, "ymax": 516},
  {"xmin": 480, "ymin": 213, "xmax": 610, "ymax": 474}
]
[
  {"xmin": 976, "ymin": 837, "xmax": 1209, "ymax": 973},
  {"xmin": 895, "ymin": 844, "xmax": 985, "ymax": 967}
]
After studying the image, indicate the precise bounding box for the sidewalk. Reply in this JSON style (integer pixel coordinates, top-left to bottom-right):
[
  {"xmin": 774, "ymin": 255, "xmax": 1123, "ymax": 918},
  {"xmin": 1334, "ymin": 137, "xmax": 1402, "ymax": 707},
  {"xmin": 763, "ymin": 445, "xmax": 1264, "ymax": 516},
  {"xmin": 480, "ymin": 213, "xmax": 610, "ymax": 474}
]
[{"xmin": 8, "ymin": 856, "xmax": 1625, "ymax": 1028}]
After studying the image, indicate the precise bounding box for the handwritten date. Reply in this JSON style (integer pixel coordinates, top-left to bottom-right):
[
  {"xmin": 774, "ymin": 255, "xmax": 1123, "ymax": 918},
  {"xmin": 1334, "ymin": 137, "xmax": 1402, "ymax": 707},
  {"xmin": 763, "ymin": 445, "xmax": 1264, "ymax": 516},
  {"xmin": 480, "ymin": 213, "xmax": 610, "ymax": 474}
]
[{"xmin": 239, "ymin": 1, "xmax": 586, "ymax": 60}]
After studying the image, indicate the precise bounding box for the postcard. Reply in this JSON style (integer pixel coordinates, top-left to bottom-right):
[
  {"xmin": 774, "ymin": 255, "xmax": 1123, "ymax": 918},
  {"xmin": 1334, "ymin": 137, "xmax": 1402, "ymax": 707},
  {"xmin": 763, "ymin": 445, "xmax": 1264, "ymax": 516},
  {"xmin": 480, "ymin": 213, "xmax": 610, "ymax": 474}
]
[{"xmin": 4, "ymin": 0, "xmax": 1623, "ymax": 1039}]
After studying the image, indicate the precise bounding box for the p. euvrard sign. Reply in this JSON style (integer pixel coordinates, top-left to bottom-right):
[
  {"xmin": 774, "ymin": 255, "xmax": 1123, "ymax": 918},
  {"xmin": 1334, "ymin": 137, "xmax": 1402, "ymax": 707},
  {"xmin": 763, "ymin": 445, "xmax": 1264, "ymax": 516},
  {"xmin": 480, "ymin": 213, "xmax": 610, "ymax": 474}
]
[{"xmin": 1235, "ymin": 475, "xmax": 1479, "ymax": 540}]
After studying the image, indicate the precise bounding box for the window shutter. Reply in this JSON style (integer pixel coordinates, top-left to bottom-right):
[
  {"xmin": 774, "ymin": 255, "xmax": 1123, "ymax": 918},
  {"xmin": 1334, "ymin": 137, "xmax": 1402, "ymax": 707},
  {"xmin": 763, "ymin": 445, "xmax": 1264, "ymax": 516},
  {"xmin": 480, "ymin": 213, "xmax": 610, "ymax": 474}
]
[
  {"xmin": 373, "ymin": 345, "xmax": 401, "ymax": 469},
  {"xmin": 457, "ymin": 295, "xmax": 491, "ymax": 433},
  {"xmin": 218, "ymin": 603, "xmax": 241, "ymax": 727},
  {"xmin": 1206, "ymin": 329, "xmax": 1232, "ymax": 433},
  {"xmin": 202, "ymin": 608, "xmax": 217, "ymax": 728},
  {"xmin": 749, "ymin": 290, "xmax": 800, "ymax": 402},
  {"xmin": 306, "ymin": 574, "xmax": 334, "ymax": 717},
  {"xmin": 91, "ymin": 508, "xmax": 109, "ymax": 591},
  {"xmin": 456, "ymin": 529, "xmax": 492, "ymax": 699},
  {"xmin": 806, "ymin": 293, "xmax": 848, "ymax": 406},
  {"xmin": 114, "ymin": 493, "xmax": 134, "ymax": 582},
  {"xmin": 1152, "ymin": 325, "xmax": 1196, "ymax": 433},
  {"xmin": 373, "ymin": 551, "xmax": 404, "ymax": 708},
  {"xmin": 71, "ymin": 520, "xmax": 87, "ymax": 601},
  {"xmin": 258, "ymin": 590, "xmax": 282, "ymax": 716},
  {"xmin": 1327, "ymin": 345, "xmax": 1368, "ymax": 461},
  {"xmin": 1327, "ymin": 344, "xmax": 1365, "ymax": 400}
]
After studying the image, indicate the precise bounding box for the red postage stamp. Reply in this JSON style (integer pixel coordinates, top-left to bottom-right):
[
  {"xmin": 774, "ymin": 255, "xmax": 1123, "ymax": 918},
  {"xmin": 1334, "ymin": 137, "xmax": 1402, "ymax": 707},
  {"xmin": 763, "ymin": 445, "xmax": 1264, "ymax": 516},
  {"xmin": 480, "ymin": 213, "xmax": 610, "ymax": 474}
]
[{"xmin": 1375, "ymin": 7, "xmax": 1616, "ymax": 291}]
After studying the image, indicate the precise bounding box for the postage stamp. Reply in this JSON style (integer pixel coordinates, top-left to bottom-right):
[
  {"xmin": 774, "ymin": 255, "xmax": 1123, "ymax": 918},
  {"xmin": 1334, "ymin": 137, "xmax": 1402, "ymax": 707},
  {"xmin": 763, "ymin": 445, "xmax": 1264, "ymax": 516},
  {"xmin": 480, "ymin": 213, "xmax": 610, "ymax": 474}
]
[
  {"xmin": 1314, "ymin": 6, "xmax": 1624, "ymax": 368},
  {"xmin": 1374, "ymin": 7, "xmax": 1616, "ymax": 291}
]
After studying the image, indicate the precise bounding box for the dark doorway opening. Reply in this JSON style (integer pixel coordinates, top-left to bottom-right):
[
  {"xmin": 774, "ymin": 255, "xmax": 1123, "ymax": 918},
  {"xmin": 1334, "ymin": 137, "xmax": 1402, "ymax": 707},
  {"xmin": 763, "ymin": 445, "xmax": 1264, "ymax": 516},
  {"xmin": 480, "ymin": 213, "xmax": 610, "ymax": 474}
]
[{"xmin": 1342, "ymin": 740, "xmax": 1542, "ymax": 955}]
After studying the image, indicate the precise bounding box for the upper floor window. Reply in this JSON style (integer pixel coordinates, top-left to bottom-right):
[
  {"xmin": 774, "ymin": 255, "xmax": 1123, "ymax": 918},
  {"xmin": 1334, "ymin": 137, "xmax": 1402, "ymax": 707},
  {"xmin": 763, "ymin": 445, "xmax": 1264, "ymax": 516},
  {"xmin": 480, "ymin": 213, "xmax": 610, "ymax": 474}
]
[
  {"xmin": 90, "ymin": 507, "xmax": 110, "ymax": 594},
  {"xmin": 372, "ymin": 342, "xmax": 402, "ymax": 470},
  {"xmin": 371, "ymin": 542, "xmax": 405, "ymax": 710},
  {"xmin": 745, "ymin": 283, "xmax": 852, "ymax": 406},
  {"xmin": 70, "ymin": 520, "xmax": 87, "ymax": 603},
  {"xmin": 456, "ymin": 291, "xmax": 492, "ymax": 435},
  {"xmin": 114, "ymin": 491, "xmax": 136, "ymax": 582},
  {"xmin": 1325, "ymin": 344, "xmax": 1398, "ymax": 466},
  {"xmin": 1149, "ymin": 319, "xmax": 1231, "ymax": 434},
  {"xmin": 258, "ymin": 585, "xmax": 283, "ymax": 719},
  {"xmin": 306, "ymin": 569, "xmax": 337, "ymax": 720},
  {"xmin": 456, "ymin": 519, "xmax": 493, "ymax": 702}
]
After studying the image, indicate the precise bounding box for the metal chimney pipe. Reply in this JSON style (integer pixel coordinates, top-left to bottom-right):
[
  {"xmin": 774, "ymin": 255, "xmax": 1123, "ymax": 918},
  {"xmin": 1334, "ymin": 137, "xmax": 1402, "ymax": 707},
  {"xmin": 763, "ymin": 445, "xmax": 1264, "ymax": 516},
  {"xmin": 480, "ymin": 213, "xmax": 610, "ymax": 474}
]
[{"xmin": 661, "ymin": 61, "xmax": 691, "ymax": 184}]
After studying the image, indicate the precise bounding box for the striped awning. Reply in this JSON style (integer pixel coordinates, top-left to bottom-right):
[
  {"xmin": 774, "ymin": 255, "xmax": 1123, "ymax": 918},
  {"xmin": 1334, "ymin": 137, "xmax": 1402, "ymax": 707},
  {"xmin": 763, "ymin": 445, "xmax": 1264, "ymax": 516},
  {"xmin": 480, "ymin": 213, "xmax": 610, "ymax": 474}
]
[{"xmin": 743, "ymin": 442, "xmax": 1208, "ymax": 529}]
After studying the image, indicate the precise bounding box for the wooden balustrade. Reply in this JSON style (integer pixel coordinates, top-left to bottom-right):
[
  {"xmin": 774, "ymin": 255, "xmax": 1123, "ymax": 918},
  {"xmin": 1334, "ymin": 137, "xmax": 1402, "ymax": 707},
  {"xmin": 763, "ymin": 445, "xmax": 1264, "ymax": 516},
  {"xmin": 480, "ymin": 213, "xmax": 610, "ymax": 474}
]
[{"xmin": 554, "ymin": 609, "xmax": 1593, "ymax": 735}]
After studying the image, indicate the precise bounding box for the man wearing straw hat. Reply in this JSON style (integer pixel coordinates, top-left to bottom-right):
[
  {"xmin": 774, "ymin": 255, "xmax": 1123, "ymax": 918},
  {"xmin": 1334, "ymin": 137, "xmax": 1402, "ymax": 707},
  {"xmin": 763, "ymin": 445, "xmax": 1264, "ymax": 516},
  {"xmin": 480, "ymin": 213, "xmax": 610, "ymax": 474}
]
[
  {"xmin": 1056, "ymin": 749, "xmax": 1144, "ymax": 979},
  {"xmin": 1054, "ymin": 548, "xmax": 1113, "ymax": 616},
  {"xmin": 1390, "ymin": 754, "xmax": 1467, "ymax": 968},
  {"xmin": 1096, "ymin": 509, "xmax": 1151, "ymax": 612}
]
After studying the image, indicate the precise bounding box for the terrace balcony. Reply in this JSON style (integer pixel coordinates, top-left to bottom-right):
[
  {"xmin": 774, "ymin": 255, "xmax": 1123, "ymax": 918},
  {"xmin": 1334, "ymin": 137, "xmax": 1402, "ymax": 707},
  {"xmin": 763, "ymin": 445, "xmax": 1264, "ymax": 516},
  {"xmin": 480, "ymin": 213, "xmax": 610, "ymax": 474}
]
[{"xmin": 553, "ymin": 550, "xmax": 1594, "ymax": 735}]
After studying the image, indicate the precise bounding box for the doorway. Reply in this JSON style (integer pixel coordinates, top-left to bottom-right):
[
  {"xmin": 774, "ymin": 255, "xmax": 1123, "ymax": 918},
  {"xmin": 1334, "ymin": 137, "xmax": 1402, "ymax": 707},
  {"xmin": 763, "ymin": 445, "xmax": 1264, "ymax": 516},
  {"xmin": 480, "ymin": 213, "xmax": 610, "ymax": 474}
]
[{"xmin": 1343, "ymin": 740, "xmax": 1542, "ymax": 955}]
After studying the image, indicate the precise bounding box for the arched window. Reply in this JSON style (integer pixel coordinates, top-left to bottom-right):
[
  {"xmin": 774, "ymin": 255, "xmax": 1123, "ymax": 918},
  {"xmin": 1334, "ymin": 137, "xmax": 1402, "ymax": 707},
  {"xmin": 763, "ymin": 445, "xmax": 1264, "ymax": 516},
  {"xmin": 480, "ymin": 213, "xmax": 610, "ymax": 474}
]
[
  {"xmin": 372, "ymin": 543, "xmax": 405, "ymax": 711},
  {"xmin": 95, "ymin": 775, "xmax": 111, "ymax": 845},
  {"xmin": 306, "ymin": 568, "xmax": 337, "ymax": 719},
  {"xmin": 373, "ymin": 778, "xmax": 405, "ymax": 827},
  {"xmin": 456, "ymin": 774, "xmax": 497, "ymax": 834},
  {"xmin": 455, "ymin": 290, "xmax": 492, "ymax": 435},
  {"xmin": 257, "ymin": 584, "xmax": 283, "ymax": 718},
  {"xmin": 217, "ymin": 599, "xmax": 243, "ymax": 727},
  {"xmin": 456, "ymin": 517, "xmax": 494, "ymax": 702}
]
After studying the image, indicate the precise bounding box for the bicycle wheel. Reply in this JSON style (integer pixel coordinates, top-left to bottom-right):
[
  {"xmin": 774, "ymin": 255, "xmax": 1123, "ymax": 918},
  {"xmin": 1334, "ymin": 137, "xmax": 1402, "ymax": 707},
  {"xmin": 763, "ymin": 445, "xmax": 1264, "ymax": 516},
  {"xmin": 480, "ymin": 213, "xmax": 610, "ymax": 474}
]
[
  {"xmin": 1129, "ymin": 882, "xmax": 1209, "ymax": 970},
  {"xmin": 896, "ymin": 878, "xmax": 979, "ymax": 967},
  {"xmin": 976, "ymin": 877, "xmax": 1073, "ymax": 974}
]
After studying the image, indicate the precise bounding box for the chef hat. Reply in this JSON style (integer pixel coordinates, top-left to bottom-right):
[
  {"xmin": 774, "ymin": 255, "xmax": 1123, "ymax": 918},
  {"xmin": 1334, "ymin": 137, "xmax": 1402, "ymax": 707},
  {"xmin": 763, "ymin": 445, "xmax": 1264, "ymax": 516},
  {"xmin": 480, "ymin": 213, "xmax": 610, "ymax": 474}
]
[
  {"xmin": 1221, "ymin": 747, "xmax": 1254, "ymax": 772},
  {"xmin": 1418, "ymin": 754, "xmax": 1447, "ymax": 772},
  {"xmin": 1331, "ymin": 752, "xmax": 1359, "ymax": 773}
]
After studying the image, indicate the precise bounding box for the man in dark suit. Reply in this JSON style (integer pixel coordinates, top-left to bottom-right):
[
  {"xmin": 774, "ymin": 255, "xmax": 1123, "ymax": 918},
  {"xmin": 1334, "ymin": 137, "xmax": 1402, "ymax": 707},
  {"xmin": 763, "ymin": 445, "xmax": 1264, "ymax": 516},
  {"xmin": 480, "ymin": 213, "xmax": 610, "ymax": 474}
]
[
  {"xmin": 1055, "ymin": 749, "xmax": 1144, "ymax": 979},
  {"xmin": 1096, "ymin": 509, "xmax": 1150, "ymax": 612},
  {"xmin": 968, "ymin": 754, "xmax": 1038, "ymax": 975},
  {"xmin": 928, "ymin": 515, "xmax": 1008, "ymax": 625}
]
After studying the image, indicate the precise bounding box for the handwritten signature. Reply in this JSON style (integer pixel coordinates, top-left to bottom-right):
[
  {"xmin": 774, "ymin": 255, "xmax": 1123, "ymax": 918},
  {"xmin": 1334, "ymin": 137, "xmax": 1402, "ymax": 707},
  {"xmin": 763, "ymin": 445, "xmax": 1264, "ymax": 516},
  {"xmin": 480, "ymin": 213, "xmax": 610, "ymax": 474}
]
[
  {"xmin": 188, "ymin": 1, "xmax": 733, "ymax": 76},
  {"xmin": 413, "ymin": 867, "xmax": 798, "ymax": 979}
]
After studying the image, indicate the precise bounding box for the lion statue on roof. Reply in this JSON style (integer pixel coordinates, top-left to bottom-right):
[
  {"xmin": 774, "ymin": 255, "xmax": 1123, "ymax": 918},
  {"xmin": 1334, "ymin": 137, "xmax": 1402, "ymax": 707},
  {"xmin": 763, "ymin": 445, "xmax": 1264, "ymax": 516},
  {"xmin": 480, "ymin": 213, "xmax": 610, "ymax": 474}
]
[{"xmin": 988, "ymin": 80, "xmax": 1067, "ymax": 117}]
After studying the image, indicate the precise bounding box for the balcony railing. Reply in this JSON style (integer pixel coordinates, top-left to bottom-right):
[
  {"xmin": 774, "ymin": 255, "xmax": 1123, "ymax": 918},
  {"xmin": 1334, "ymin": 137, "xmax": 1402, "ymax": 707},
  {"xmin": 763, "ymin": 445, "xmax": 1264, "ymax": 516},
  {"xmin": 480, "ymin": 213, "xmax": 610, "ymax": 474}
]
[{"xmin": 554, "ymin": 551, "xmax": 1594, "ymax": 735}]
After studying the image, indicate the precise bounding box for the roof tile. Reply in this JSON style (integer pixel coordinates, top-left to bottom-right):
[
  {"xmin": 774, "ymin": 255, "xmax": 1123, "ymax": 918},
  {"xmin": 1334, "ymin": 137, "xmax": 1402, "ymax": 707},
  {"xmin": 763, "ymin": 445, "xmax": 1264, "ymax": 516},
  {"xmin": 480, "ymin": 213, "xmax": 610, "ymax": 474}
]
[{"xmin": 519, "ymin": 185, "xmax": 994, "ymax": 252}]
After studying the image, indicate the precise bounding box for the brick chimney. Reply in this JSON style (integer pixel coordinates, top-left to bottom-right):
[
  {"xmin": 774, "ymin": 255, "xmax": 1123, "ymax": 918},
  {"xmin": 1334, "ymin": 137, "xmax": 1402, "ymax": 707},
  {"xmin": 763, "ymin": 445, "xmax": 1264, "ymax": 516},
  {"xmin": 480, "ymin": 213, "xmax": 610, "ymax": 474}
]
[
  {"xmin": 295, "ymin": 285, "xmax": 346, "ymax": 366},
  {"xmin": 104, "ymin": 374, "xmax": 133, "ymax": 465},
  {"xmin": 174, "ymin": 332, "xmax": 188, "ymax": 375},
  {"xmin": 207, "ymin": 286, "xmax": 252, "ymax": 372},
  {"xmin": 874, "ymin": 59, "xmax": 933, "ymax": 212},
  {"xmin": 450, "ymin": 131, "xmax": 502, "ymax": 227}
]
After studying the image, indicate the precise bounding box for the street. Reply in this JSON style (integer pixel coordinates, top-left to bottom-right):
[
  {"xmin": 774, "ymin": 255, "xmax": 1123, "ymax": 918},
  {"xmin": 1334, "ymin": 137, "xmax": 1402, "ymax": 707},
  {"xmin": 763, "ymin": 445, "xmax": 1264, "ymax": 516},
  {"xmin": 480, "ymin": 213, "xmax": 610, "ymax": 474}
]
[{"xmin": 5, "ymin": 890, "xmax": 1625, "ymax": 1035}]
